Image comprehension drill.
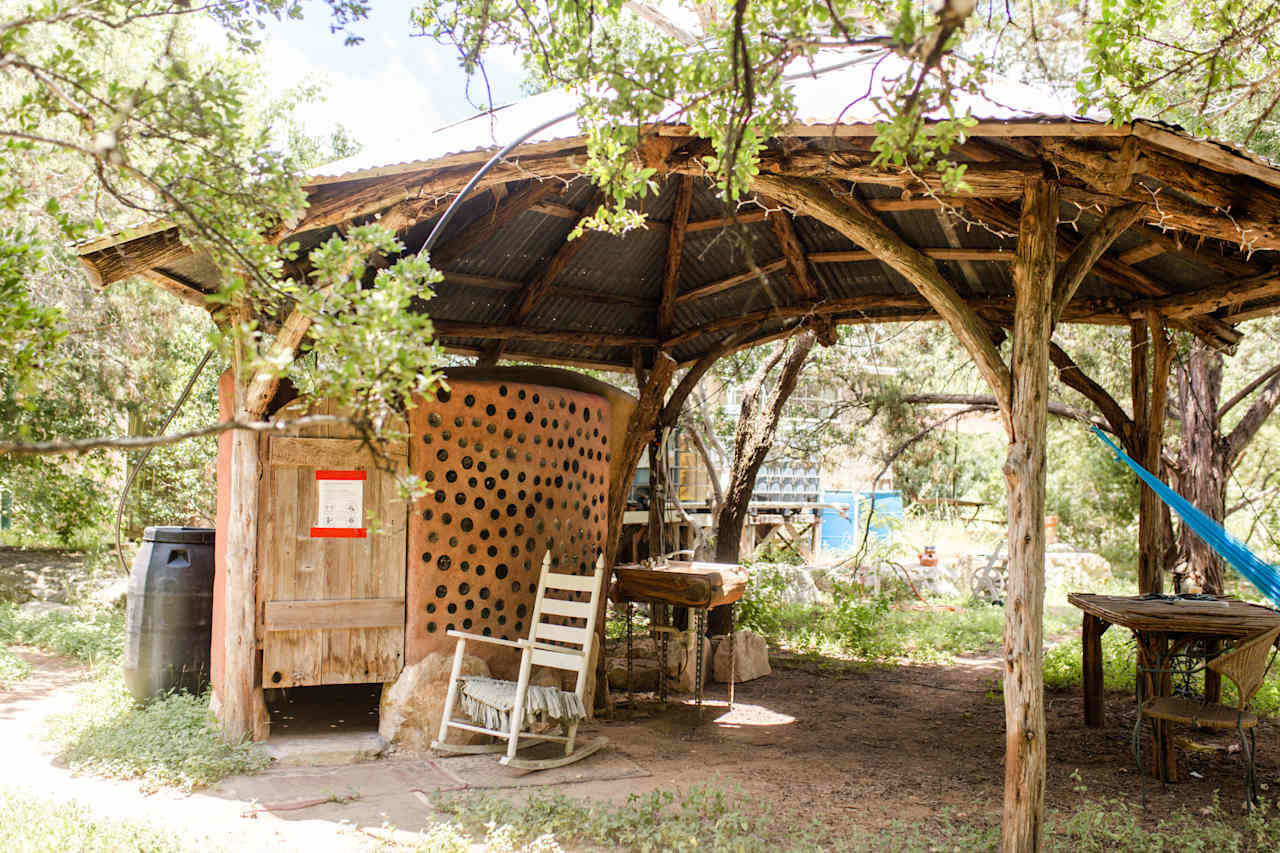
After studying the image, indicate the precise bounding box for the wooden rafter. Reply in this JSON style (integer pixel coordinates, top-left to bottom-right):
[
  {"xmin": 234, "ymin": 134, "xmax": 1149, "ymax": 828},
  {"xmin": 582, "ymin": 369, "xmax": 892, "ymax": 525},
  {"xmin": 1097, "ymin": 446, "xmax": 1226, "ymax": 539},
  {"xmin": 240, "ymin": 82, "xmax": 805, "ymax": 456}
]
[
  {"xmin": 810, "ymin": 248, "xmax": 1015, "ymax": 264},
  {"xmin": 79, "ymin": 228, "xmax": 192, "ymax": 288},
  {"xmin": 431, "ymin": 320, "xmax": 656, "ymax": 348},
  {"xmin": 673, "ymin": 260, "xmax": 788, "ymax": 305},
  {"xmin": 474, "ymin": 190, "xmax": 606, "ymax": 366},
  {"xmin": 658, "ymin": 175, "xmax": 694, "ymax": 337},
  {"xmin": 767, "ymin": 208, "xmax": 820, "ymax": 301},
  {"xmin": 440, "ymin": 272, "xmax": 657, "ymax": 308},
  {"xmin": 243, "ymin": 303, "xmax": 316, "ymax": 419},
  {"xmin": 507, "ymin": 190, "xmax": 606, "ymax": 326},
  {"xmin": 757, "ymin": 153, "xmax": 1037, "ymax": 199},
  {"xmin": 1050, "ymin": 203, "xmax": 1144, "ymax": 324},
  {"xmin": 966, "ymin": 198, "xmax": 1241, "ymax": 351},
  {"xmin": 752, "ymin": 174, "xmax": 1013, "ymax": 427},
  {"xmin": 138, "ymin": 269, "xmax": 217, "ymax": 312},
  {"xmin": 1120, "ymin": 270, "xmax": 1280, "ymax": 320},
  {"xmin": 286, "ymin": 152, "xmax": 589, "ymax": 236},
  {"xmin": 686, "ymin": 210, "xmax": 767, "ymax": 232}
]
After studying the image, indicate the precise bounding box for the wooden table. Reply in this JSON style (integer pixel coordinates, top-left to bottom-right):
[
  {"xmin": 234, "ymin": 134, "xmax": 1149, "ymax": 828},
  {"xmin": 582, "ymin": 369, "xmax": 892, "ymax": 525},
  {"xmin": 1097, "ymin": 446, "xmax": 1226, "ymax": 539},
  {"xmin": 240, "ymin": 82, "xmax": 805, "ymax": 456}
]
[
  {"xmin": 611, "ymin": 561, "xmax": 747, "ymax": 707},
  {"xmin": 1068, "ymin": 592, "xmax": 1280, "ymax": 779}
]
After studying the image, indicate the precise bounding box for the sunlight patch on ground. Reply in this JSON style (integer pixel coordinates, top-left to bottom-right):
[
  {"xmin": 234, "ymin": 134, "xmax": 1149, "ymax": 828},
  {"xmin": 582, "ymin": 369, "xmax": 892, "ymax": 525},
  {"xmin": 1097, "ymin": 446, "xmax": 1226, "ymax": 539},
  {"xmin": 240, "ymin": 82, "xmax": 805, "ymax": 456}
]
[{"xmin": 710, "ymin": 701, "xmax": 796, "ymax": 727}]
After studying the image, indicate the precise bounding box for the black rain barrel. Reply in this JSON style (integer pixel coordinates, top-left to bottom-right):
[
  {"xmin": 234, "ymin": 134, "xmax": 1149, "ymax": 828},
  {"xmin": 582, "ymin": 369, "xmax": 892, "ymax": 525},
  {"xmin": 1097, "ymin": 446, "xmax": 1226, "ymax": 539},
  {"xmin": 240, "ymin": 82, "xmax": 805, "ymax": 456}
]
[{"xmin": 123, "ymin": 526, "xmax": 215, "ymax": 703}]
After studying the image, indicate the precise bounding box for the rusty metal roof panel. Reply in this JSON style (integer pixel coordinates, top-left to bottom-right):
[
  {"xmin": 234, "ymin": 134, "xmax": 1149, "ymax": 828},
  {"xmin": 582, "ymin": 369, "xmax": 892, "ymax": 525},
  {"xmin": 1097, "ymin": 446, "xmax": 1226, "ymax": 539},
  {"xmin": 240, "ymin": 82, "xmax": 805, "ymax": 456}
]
[
  {"xmin": 525, "ymin": 292, "xmax": 649, "ymax": 336},
  {"xmin": 567, "ymin": 228, "xmax": 666, "ymax": 298},
  {"xmin": 1135, "ymin": 250, "xmax": 1232, "ymax": 295},
  {"xmin": 425, "ymin": 283, "xmax": 514, "ymax": 325},
  {"xmin": 444, "ymin": 210, "xmax": 575, "ymax": 282}
]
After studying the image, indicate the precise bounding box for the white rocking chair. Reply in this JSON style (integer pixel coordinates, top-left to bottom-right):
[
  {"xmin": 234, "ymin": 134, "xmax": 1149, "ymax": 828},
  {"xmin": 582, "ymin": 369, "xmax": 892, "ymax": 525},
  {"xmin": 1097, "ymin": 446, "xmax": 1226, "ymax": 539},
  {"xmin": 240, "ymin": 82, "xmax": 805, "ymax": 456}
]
[{"xmin": 431, "ymin": 551, "xmax": 608, "ymax": 770}]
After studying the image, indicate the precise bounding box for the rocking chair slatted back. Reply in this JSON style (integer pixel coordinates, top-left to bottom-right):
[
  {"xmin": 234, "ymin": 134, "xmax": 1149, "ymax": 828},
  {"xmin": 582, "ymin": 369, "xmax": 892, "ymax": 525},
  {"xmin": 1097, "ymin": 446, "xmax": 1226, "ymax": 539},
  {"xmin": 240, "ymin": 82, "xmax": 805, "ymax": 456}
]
[
  {"xmin": 432, "ymin": 550, "xmax": 609, "ymax": 771},
  {"xmin": 528, "ymin": 554, "xmax": 603, "ymax": 702},
  {"xmin": 1208, "ymin": 625, "xmax": 1280, "ymax": 710}
]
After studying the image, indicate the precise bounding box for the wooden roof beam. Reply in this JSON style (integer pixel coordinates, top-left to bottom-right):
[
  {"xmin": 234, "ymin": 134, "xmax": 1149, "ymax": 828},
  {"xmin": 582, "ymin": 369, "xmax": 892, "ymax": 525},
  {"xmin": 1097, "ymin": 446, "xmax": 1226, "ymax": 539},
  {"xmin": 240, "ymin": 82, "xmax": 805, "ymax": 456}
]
[
  {"xmin": 1051, "ymin": 203, "xmax": 1145, "ymax": 324},
  {"xmin": 752, "ymin": 174, "xmax": 1013, "ymax": 426},
  {"xmin": 432, "ymin": 320, "xmax": 655, "ymax": 348},
  {"xmin": 475, "ymin": 190, "xmax": 606, "ymax": 366},
  {"xmin": 759, "ymin": 153, "xmax": 1037, "ymax": 199},
  {"xmin": 966, "ymin": 197, "xmax": 1241, "ymax": 351},
  {"xmin": 284, "ymin": 152, "xmax": 588, "ymax": 236},
  {"xmin": 766, "ymin": 207, "xmax": 821, "ymax": 302},
  {"xmin": 1042, "ymin": 140, "xmax": 1280, "ymax": 250},
  {"xmin": 658, "ymin": 175, "xmax": 694, "ymax": 338},
  {"xmin": 505, "ymin": 190, "xmax": 605, "ymax": 326},
  {"xmin": 1120, "ymin": 270, "xmax": 1280, "ymax": 321},
  {"xmin": 79, "ymin": 228, "xmax": 192, "ymax": 288}
]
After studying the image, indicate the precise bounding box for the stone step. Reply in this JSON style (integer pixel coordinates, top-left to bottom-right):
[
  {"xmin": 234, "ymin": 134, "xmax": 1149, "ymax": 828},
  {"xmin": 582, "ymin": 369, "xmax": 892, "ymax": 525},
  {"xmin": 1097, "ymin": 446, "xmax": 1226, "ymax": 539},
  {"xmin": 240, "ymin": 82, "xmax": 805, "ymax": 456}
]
[{"xmin": 264, "ymin": 731, "xmax": 388, "ymax": 767}]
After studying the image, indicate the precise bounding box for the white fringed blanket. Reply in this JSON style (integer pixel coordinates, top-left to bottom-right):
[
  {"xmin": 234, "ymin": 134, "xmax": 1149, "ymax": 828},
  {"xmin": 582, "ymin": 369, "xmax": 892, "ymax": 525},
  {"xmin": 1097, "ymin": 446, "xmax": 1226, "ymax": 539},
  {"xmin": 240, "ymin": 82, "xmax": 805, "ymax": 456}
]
[{"xmin": 457, "ymin": 676, "xmax": 586, "ymax": 732}]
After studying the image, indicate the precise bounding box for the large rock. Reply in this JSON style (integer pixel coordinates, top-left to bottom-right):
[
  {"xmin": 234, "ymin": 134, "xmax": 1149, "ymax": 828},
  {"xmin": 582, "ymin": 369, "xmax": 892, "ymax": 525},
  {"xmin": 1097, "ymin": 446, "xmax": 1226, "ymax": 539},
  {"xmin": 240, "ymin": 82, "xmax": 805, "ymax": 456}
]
[
  {"xmin": 605, "ymin": 632, "xmax": 710, "ymax": 694},
  {"xmin": 90, "ymin": 577, "xmax": 129, "ymax": 611},
  {"xmin": 379, "ymin": 651, "xmax": 490, "ymax": 749},
  {"xmin": 712, "ymin": 630, "xmax": 770, "ymax": 683}
]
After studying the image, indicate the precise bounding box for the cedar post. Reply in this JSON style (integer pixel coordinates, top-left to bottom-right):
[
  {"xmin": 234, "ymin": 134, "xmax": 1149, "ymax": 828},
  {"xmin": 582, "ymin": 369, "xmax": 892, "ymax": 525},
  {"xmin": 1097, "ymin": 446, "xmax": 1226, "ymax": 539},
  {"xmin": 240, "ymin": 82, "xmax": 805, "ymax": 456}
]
[
  {"xmin": 221, "ymin": 318, "xmax": 263, "ymax": 741},
  {"xmin": 647, "ymin": 430, "xmax": 667, "ymax": 558},
  {"xmin": 1130, "ymin": 315, "xmax": 1172, "ymax": 595},
  {"xmin": 1001, "ymin": 177, "xmax": 1057, "ymax": 853}
]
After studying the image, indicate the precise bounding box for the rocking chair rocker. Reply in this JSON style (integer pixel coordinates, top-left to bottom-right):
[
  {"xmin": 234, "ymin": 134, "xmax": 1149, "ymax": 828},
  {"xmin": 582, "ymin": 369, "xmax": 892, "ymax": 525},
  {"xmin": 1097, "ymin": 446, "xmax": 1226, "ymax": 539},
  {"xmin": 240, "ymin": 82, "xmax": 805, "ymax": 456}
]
[{"xmin": 431, "ymin": 551, "xmax": 608, "ymax": 770}]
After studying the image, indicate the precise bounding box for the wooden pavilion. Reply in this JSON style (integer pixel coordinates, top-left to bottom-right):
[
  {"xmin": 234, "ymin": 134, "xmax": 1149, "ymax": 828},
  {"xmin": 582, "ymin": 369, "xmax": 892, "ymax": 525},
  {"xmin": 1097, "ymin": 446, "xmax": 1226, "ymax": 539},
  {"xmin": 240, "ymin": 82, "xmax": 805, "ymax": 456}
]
[{"xmin": 77, "ymin": 59, "xmax": 1280, "ymax": 849}]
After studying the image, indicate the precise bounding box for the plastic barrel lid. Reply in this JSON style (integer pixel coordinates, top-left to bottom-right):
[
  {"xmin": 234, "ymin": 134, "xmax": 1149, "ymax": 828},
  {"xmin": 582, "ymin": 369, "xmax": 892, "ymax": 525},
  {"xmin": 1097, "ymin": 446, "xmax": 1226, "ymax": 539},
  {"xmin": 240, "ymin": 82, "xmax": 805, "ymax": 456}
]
[{"xmin": 141, "ymin": 526, "xmax": 215, "ymax": 545}]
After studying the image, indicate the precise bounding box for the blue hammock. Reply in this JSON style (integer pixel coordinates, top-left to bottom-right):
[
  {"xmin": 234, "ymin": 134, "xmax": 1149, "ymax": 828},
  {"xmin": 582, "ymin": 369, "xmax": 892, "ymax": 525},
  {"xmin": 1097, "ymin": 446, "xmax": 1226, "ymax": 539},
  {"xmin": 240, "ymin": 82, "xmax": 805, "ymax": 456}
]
[{"xmin": 1092, "ymin": 426, "xmax": 1280, "ymax": 606}]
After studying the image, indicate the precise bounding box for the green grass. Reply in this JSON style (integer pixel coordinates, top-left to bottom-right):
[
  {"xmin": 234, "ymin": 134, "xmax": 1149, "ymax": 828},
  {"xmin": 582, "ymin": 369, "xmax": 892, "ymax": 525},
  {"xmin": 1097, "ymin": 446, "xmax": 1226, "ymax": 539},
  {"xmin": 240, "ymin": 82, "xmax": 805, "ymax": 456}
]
[
  {"xmin": 1044, "ymin": 626, "xmax": 1139, "ymax": 693},
  {"xmin": 0, "ymin": 601, "xmax": 124, "ymax": 667},
  {"xmin": 0, "ymin": 786, "xmax": 190, "ymax": 853},
  {"xmin": 428, "ymin": 787, "xmax": 826, "ymax": 853},
  {"xmin": 0, "ymin": 599, "xmax": 267, "ymax": 791},
  {"xmin": 0, "ymin": 643, "xmax": 31, "ymax": 685},
  {"xmin": 418, "ymin": 785, "xmax": 1280, "ymax": 853},
  {"xmin": 48, "ymin": 671, "xmax": 269, "ymax": 792},
  {"xmin": 738, "ymin": 564, "xmax": 1078, "ymax": 665}
]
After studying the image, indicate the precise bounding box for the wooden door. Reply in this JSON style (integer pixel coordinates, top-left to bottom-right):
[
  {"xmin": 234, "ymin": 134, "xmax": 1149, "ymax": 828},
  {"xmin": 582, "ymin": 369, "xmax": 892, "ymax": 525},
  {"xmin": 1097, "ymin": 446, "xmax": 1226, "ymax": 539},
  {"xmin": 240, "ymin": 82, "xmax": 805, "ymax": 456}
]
[{"xmin": 258, "ymin": 423, "xmax": 408, "ymax": 688}]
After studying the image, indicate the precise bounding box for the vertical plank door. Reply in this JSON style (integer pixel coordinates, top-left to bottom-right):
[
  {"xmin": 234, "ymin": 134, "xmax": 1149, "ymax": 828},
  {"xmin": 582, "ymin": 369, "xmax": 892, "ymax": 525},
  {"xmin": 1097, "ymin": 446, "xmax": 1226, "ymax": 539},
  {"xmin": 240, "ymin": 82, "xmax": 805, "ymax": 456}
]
[{"xmin": 259, "ymin": 421, "xmax": 408, "ymax": 688}]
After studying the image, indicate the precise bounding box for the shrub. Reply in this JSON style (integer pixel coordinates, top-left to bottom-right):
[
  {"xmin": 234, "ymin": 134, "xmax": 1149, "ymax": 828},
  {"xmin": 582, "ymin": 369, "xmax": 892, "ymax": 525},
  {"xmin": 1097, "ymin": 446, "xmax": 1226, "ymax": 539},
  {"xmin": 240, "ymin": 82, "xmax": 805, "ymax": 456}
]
[{"xmin": 0, "ymin": 643, "xmax": 31, "ymax": 685}]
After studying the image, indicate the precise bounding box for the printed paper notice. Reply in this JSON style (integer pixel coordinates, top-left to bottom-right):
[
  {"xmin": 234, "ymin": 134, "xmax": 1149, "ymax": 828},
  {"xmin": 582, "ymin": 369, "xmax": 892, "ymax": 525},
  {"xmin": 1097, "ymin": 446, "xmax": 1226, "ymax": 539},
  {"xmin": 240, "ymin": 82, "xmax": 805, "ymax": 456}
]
[{"xmin": 311, "ymin": 470, "xmax": 367, "ymax": 538}]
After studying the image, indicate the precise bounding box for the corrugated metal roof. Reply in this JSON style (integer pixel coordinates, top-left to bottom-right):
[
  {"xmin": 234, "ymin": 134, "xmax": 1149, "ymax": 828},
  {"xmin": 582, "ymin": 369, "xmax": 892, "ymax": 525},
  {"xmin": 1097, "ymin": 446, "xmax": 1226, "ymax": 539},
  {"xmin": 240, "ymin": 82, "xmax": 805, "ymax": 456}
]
[{"xmin": 308, "ymin": 52, "xmax": 1095, "ymax": 184}]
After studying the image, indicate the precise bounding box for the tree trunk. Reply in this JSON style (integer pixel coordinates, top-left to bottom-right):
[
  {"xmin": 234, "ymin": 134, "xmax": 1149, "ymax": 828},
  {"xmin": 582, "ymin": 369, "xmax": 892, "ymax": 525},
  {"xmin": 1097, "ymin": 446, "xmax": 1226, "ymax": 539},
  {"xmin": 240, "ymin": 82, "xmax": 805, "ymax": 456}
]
[
  {"xmin": 1175, "ymin": 341, "xmax": 1228, "ymax": 594},
  {"xmin": 711, "ymin": 331, "xmax": 815, "ymax": 632},
  {"xmin": 714, "ymin": 331, "xmax": 816, "ymax": 564},
  {"xmin": 1131, "ymin": 316, "xmax": 1173, "ymax": 595},
  {"xmin": 1000, "ymin": 178, "xmax": 1056, "ymax": 853}
]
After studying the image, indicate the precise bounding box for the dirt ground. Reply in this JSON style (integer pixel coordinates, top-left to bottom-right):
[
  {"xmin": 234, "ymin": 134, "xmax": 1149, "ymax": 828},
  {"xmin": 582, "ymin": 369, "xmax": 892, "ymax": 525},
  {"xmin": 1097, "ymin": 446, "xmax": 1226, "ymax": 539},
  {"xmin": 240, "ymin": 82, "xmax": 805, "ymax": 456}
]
[
  {"xmin": 2, "ymin": 545, "xmax": 1272, "ymax": 849},
  {"xmin": 0, "ymin": 545, "xmax": 114, "ymax": 604},
  {"xmin": 3, "ymin": 642, "xmax": 1275, "ymax": 851}
]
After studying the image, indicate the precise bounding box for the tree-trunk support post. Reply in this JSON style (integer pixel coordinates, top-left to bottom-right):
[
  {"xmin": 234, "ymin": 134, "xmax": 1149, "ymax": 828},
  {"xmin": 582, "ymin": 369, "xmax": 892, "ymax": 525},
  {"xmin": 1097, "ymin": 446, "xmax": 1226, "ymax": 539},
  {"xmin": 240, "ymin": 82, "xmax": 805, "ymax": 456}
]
[
  {"xmin": 742, "ymin": 175, "xmax": 1059, "ymax": 850},
  {"xmin": 647, "ymin": 429, "xmax": 667, "ymax": 559},
  {"xmin": 1131, "ymin": 313, "xmax": 1173, "ymax": 595},
  {"xmin": 221, "ymin": 315, "xmax": 270, "ymax": 742},
  {"xmin": 1000, "ymin": 177, "xmax": 1056, "ymax": 853}
]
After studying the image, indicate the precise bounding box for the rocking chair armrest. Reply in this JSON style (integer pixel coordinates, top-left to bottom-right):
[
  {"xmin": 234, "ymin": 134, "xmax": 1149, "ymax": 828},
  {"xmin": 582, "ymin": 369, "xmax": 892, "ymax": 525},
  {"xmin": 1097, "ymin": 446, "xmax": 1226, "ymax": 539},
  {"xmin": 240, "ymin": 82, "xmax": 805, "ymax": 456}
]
[{"xmin": 446, "ymin": 630, "xmax": 527, "ymax": 650}]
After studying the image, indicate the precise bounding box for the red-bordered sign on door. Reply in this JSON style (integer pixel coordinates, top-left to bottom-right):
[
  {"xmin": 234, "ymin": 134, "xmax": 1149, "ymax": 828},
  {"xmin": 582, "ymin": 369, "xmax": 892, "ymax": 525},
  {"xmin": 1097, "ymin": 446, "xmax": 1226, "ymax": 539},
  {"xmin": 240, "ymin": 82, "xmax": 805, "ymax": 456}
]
[{"xmin": 311, "ymin": 470, "xmax": 367, "ymax": 538}]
